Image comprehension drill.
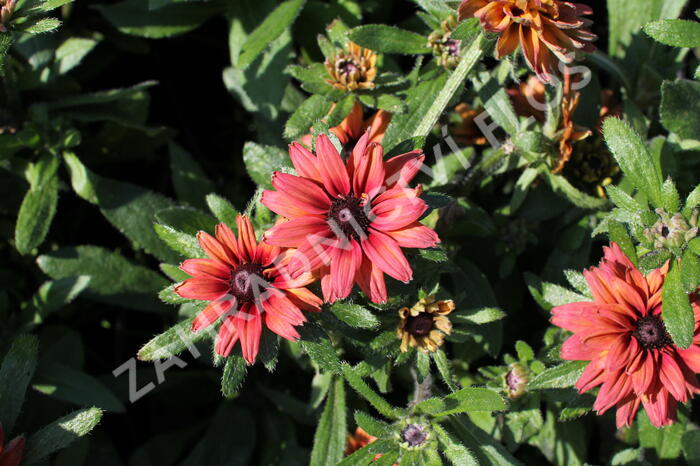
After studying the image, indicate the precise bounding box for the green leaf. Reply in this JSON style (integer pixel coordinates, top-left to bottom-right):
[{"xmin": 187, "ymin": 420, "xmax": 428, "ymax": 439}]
[
  {"xmin": 15, "ymin": 156, "xmax": 59, "ymax": 255},
  {"xmin": 18, "ymin": 17, "xmax": 62, "ymax": 34},
  {"xmin": 33, "ymin": 362, "xmax": 124, "ymax": 412},
  {"xmin": 354, "ymin": 410, "xmax": 391, "ymax": 437},
  {"xmin": 242, "ymin": 141, "xmax": 293, "ymax": 189},
  {"xmin": 23, "ymin": 407, "xmax": 103, "ymax": 465},
  {"xmin": 154, "ymin": 224, "xmax": 204, "ymax": 258},
  {"xmin": 433, "ymin": 422, "xmax": 478, "ymax": 466},
  {"xmin": 54, "ymin": 37, "xmax": 99, "ymax": 74},
  {"xmin": 432, "ymin": 349, "xmax": 458, "ymax": 392},
  {"xmin": 419, "ymin": 248, "xmax": 448, "ymax": 263},
  {"xmin": 169, "ymin": 143, "xmax": 214, "ymax": 210},
  {"xmin": 528, "ymin": 361, "xmax": 588, "ymax": 390},
  {"xmin": 0, "ymin": 335, "xmax": 39, "ymax": 434},
  {"xmin": 602, "ymin": 118, "xmax": 663, "ymax": 208},
  {"xmin": 515, "ymin": 340, "xmax": 535, "ymax": 362},
  {"xmin": 330, "ymin": 302, "xmax": 380, "ymax": 329},
  {"xmin": 474, "ymin": 74, "xmax": 519, "ymax": 136},
  {"xmin": 524, "ymin": 273, "xmax": 590, "ymax": 311},
  {"xmin": 94, "ymin": 0, "xmax": 219, "ymax": 38},
  {"xmin": 418, "ymin": 387, "xmax": 506, "ymax": 417},
  {"xmin": 31, "ymin": 276, "xmax": 91, "ymax": 324},
  {"xmin": 607, "ymin": 221, "xmax": 638, "ymax": 266},
  {"xmin": 237, "ymin": 0, "xmax": 306, "ymax": 69},
  {"xmin": 206, "ymin": 193, "xmax": 239, "ymax": 226},
  {"xmin": 159, "ymin": 284, "xmax": 189, "ymax": 305},
  {"xmin": 411, "ymin": 33, "xmax": 487, "ymax": 140},
  {"xmin": 681, "ymin": 247, "xmax": 700, "ymax": 293},
  {"xmin": 221, "ymin": 355, "xmax": 247, "ymax": 399},
  {"xmin": 64, "ymin": 152, "xmax": 181, "ymax": 263},
  {"xmin": 284, "ymin": 94, "xmax": 333, "ymax": 141},
  {"xmin": 348, "ymin": 25, "xmax": 431, "ymax": 54},
  {"xmin": 138, "ymin": 316, "xmax": 208, "ymax": 360},
  {"xmin": 37, "ymin": 246, "xmax": 168, "ymax": 313},
  {"xmin": 310, "ymin": 377, "xmax": 346, "ymax": 466},
  {"xmin": 682, "ymin": 430, "xmax": 700, "ymax": 463},
  {"xmin": 298, "ymin": 322, "xmax": 342, "ymax": 374},
  {"xmin": 637, "ymin": 409, "xmax": 684, "ymax": 460},
  {"xmin": 662, "ymin": 260, "xmax": 695, "ymax": 349},
  {"xmin": 452, "ymin": 307, "xmax": 506, "ymax": 325},
  {"xmin": 660, "ymin": 79, "xmax": 700, "ymax": 141},
  {"xmin": 341, "ymin": 364, "xmax": 402, "ymax": 420},
  {"xmin": 644, "ymin": 19, "xmax": 700, "ymax": 47}
]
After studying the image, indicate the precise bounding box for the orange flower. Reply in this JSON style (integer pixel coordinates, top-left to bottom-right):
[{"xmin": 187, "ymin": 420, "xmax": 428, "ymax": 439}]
[
  {"xmin": 345, "ymin": 427, "xmax": 377, "ymax": 456},
  {"xmin": 459, "ymin": 0, "xmax": 596, "ymax": 82},
  {"xmin": 301, "ymin": 102, "xmax": 391, "ymax": 153},
  {"xmin": 325, "ymin": 42, "xmax": 377, "ymax": 91},
  {"xmin": 0, "ymin": 425, "xmax": 24, "ymax": 466},
  {"xmin": 507, "ymin": 75, "xmax": 546, "ymax": 121},
  {"xmin": 552, "ymin": 243, "xmax": 700, "ymax": 428},
  {"xmin": 450, "ymin": 103, "xmax": 487, "ymax": 146},
  {"xmin": 553, "ymin": 71, "xmax": 591, "ymax": 174}
]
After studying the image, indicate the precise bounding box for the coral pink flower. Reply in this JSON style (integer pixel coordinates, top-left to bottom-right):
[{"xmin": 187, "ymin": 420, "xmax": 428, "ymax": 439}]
[
  {"xmin": 175, "ymin": 215, "xmax": 322, "ymax": 364},
  {"xmin": 261, "ymin": 132, "xmax": 439, "ymax": 303},
  {"xmin": 551, "ymin": 243, "xmax": 700, "ymax": 428},
  {"xmin": 0, "ymin": 425, "xmax": 24, "ymax": 466}
]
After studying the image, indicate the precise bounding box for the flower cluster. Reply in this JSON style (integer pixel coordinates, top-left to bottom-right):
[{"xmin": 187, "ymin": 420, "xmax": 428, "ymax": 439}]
[{"xmin": 176, "ymin": 131, "xmax": 441, "ymax": 363}]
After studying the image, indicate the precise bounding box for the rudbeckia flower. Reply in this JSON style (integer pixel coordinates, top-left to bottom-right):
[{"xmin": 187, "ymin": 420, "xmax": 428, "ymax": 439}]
[
  {"xmin": 0, "ymin": 425, "xmax": 24, "ymax": 466},
  {"xmin": 458, "ymin": 0, "xmax": 596, "ymax": 82},
  {"xmin": 551, "ymin": 243, "xmax": 700, "ymax": 428},
  {"xmin": 397, "ymin": 295, "xmax": 455, "ymax": 353},
  {"xmin": 301, "ymin": 101, "xmax": 391, "ymax": 154},
  {"xmin": 175, "ymin": 215, "xmax": 322, "ymax": 364},
  {"xmin": 325, "ymin": 41, "xmax": 378, "ymax": 91},
  {"xmin": 262, "ymin": 132, "xmax": 440, "ymax": 303}
]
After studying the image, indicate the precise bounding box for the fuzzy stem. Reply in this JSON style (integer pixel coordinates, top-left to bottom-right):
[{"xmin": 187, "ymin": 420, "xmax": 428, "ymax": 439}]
[
  {"xmin": 411, "ymin": 367, "xmax": 434, "ymax": 404},
  {"xmin": 411, "ymin": 32, "xmax": 488, "ymax": 139}
]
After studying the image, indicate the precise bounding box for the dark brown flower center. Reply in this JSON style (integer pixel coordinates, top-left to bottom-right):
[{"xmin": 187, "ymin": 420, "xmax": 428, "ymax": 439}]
[
  {"xmin": 327, "ymin": 196, "xmax": 371, "ymax": 240},
  {"xmin": 406, "ymin": 313, "xmax": 434, "ymax": 337},
  {"xmin": 633, "ymin": 314, "xmax": 672, "ymax": 350},
  {"xmin": 229, "ymin": 262, "xmax": 265, "ymax": 303}
]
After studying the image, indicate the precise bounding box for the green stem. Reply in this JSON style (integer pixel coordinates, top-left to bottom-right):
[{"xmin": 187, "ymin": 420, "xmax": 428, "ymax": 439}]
[{"xmin": 411, "ymin": 32, "xmax": 487, "ymax": 139}]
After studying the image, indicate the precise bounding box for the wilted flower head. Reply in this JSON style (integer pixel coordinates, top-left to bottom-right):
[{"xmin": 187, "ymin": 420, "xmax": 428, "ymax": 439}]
[
  {"xmin": 175, "ymin": 216, "xmax": 322, "ymax": 364},
  {"xmin": 325, "ymin": 41, "xmax": 377, "ymax": 91},
  {"xmin": 262, "ymin": 132, "xmax": 439, "ymax": 304},
  {"xmin": 0, "ymin": 0, "xmax": 15, "ymax": 32},
  {"xmin": 0, "ymin": 425, "xmax": 24, "ymax": 466},
  {"xmin": 508, "ymin": 75, "xmax": 546, "ymax": 121},
  {"xmin": 398, "ymin": 295, "xmax": 455, "ymax": 353},
  {"xmin": 563, "ymin": 137, "xmax": 620, "ymax": 198},
  {"xmin": 553, "ymin": 73, "xmax": 591, "ymax": 174},
  {"xmin": 301, "ymin": 101, "xmax": 391, "ymax": 155},
  {"xmin": 459, "ymin": 0, "xmax": 597, "ymax": 82},
  {"xmin": 551, "ymin": 243, "xmax": 700, "ymax": 428}
]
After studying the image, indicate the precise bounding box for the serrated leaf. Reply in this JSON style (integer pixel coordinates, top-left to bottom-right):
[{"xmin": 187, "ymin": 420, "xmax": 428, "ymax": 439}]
[
  {"xmin": 0, "ymin": 335, "xmax": 39, "ymax": 434},
  {"xmin": 525, "ymin": 273, "xmax": 589, "ymax": 311},
  {"xmin": 354, "ymin": 410, "xmax": 391, "ymax": 437},
  {"xmin": 433, "ymin": 422, "xmax": 478, "ymax": 466},
  {"xmin": 284, "ymin": 94, "xmax": 333, "ymax": 141},
  {"xmin": 206, "ymin": 194, "xmax": 239, "ymax": 227},
  {"xmin": 660, "ymin": 79, "xmax": 700, "ymax": 141},
  {"xmin": 15, "ymin": 156, "xmax": 59, "ymax": 255},
  {"xmin": 19, "ymin": 17, "xmax": 62, "ymax": 34},
  {"xmin": 242, "ymin": 141, "xmax": 293, "ymax": 189},
  {"xmin": 348, "ymin": 24, "xmax": 431, "ymax": 54},
  {"xmin": 662, "ymin": 260, "xmax": 694, "ymax": 349},
  {"xmin": 681, "ymin": 249, "xmax": 700, "ymax": 293},
  {"xmin": 432, "ymin": 348, "xmax": 458, "ymax": 391},
  {"xmin": 330, "ymin": 302, "xmax": 379, "ymax": 329},
  {"xmin": 154, "ymin": 224, "xmax": 204, "ymax": 258},
  {"xmin": 528, "ymin": 361, "xmax": 588, "ymax": 390},
  {"xmin": 310, "ymin": 377, "xmax": 346, "ymax": 466},
  {"xmin": 341, "ymin": 364, "xmax": 402, "ymax": 419},
  {"xmin": 221, "ymin": 355, "xmax": 247, "ymax": 398},
  {"xmin": 603, "ymin": 118, "xmax": 663, "ymax": 208},
  {"xmin": 416, "ymin": 387, "xmax": 506, "ymax": 417},
  {"xmin": 237, "ymin": 0, "xmax": 306, "ymax": 70},
  {"xmin": 644, "ymin": 19, "xmax": 700, "ymax": 48},
  {"xmin": 138, "ymin": 316, "xmax": 207, "ymax": 360},
  {"xmin": 23, "ymin": 407, "xmax": 103, "ymax": 465},
  {"xmin": 37, "ymin": 246, "xmax": 168, "ymax": 312},
  {"xmin": 158, "ymin": 284, "xmax": 189, "ymax": 305},
  {"xmin": 298, "ymin": 322, "xmax": 342, "ymax": 374}
]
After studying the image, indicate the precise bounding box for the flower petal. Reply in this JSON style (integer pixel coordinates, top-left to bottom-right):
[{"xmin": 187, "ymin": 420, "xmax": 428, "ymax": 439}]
[
  {"xmin": 271, "ymin": 172, "xmax": 331, "ymax": 215},
  {"xmin": 316, "ymin": 134, "xmax": 351, "ymax": 197},
  {"xmin": 175, "ymin": 277, "xmax": 229, "ymax": 301},
  {"xmin": 361, "ymin": 229, "xmax": 412, "ymax": 283},
  {"xmin": 192, "ymin": 297, "xmax": 236, "ymax": 331},
  {"xmin": 180, "ymin": 258, "xmax": 231, "ymax": 280},
  {"xmin": 289, "ymin": 142, "xmax": 322, "ymax": 181},
  {"xmin": 386, "ymin": 222, "xmax": 440, "ymax": 248},
  {"xmin": 263, "ymin": 216, "xmax": 330, "ymax": 247}
]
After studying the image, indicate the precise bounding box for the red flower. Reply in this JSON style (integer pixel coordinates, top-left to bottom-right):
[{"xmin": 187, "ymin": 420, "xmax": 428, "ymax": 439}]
[
  {"xmin": 551, "ymin": 243, "xmax": 700, "ymax": 428},
  {"xmin": 175, "ymin": 215, "xmax": 322, "ymax": 364},
  {"xmin": 261, "ymin": 132, "xmax": 439, "ymax": 303},
  {"xmin": 0, "ymin": 426, "xmax": 24, "ymax": 466},
  {"xmin": 301, "ymin": 101, "xmax": 391, "ymax": 153}
]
